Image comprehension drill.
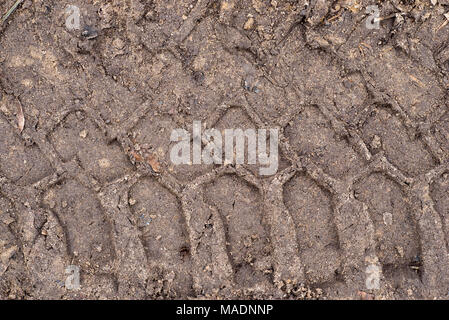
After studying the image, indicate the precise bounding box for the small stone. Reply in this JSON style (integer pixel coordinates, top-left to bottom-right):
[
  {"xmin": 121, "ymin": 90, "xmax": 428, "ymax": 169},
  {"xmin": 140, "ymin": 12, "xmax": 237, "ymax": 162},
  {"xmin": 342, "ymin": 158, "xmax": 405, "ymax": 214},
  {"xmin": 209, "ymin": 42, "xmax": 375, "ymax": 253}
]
[
  {"xmin": 371, "ymin": 135, "xmax": 381, "ymax": 149},
  {"xmin": 79, "ymin": 130, "xmax": 88, "ymax": 138},
  {"xmin": 1, "ymin": 215, "xmax": 14, "ymax": 226},
  {"xmin": 396, "ymin": 246, "xmax": 404, "ymax": 258},
  {"xmin": 112, "ymin": 38, "xmax": 125, "ymax": 49},
  {"xmin": 383, "ymin": 212, "xmax": 393, "ymax": 226},
  {"xmin": 129, "ymin": 198, "xmax": 137, "ymax": 206},
  {"xmin": 81, "ymin": 25, "xmax": 98, "ymax": 40},
  {"xmin": 244, "ymin": 17, "xmax": 255, "ymax": 30},
  {"xmin": 98, "ymin": 158, "xmax": 111, "ymax": 168}
]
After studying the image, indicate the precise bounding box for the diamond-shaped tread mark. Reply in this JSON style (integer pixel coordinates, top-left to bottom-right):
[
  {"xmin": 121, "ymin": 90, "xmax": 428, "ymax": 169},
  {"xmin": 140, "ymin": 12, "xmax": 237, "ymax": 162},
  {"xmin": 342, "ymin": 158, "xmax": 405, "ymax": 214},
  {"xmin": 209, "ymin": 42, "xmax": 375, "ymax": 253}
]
[
  {"xmin": 99, "ymin": 45, "xmax": 164, "ymax": 93},
  {"xmin": 361, "ymin": 108, "xmax": 436, "ymax": 177},
  {"xmin": 137, "ymin": 0, "xmax": 197, "ymax": 49},
  {"xmin": 129, "ymin": 177, "xmax": 193, "ymax": 298},
  {"xmin": 131, "ymin": 113, "xmax": 213, "ymax": 183},
  {"xmin": 153, "ymin": 52, "xmax": 223, "ymax": 125},
  {"xmin": 273, "ymin": 40, "xmax": 368, "ymax": 125},
  {"xmin": 0, "ymin": 117, "xmax": 53, "ymax": 186},
  {"xmin": 364, "ymin": 50, "xmax": 444, "ymax": 121},
  {"xmin": 49, "ymin": 112, "xmax": 133, "ymax": 184},
  {"xmin": 204, "ymin": 174, "xmax": 272, "ymax": 289},
  {"xmin": 284, "ymin": 106, "xmax": 362, "ymax": 179},
  {"xmin": 283, "ymin": 173, "xmax": 341, "ymax": 284},
  {"xmin": 1, "ymin": 28, "xmax": 91, "ymax": 130},
  {"xmin": 89, "ymin": 74, "xmax": 145, "ymax": 126},
  {"xmin": 214, "ymin": 108, "xmax": 261, "ymax": 176},
  {"xmin": 244, "ymin": 76, "xmax": 300, "ymax": 124}
]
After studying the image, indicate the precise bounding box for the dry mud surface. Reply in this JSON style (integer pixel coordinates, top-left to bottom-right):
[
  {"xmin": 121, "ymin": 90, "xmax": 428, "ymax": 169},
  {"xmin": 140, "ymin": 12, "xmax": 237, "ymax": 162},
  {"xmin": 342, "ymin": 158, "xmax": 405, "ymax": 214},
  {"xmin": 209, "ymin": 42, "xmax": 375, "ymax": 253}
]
[{"xmin": 0, "ymin": 0, "xmax": 448, "ymax": 300}]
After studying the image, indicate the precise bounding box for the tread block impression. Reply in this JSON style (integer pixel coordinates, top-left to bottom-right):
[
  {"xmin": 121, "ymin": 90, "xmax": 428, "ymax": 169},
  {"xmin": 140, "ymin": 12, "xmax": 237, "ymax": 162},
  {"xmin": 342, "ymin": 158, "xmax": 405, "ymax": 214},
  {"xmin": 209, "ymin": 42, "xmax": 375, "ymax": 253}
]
[
  {"xmin": 283, "ymin": 173, "xmax": 341, "ymax": 284},
  {"xmin": 204, "ymin": 174, "xmax": 273, "ymax": 289},
  {"xmin": 129, "ymin": 177, "xmax": 193, "ymax": 298},
  {"xmin": 0, "ymin": 197, "xmax": 28, "ymax": 299},
  {"xmin": 43, "ymin": 179, "xmax": 114, "ymax": 270},
  {"xmin": 354, "ymin": 173, "xmax": 422, "ymax": 293}
]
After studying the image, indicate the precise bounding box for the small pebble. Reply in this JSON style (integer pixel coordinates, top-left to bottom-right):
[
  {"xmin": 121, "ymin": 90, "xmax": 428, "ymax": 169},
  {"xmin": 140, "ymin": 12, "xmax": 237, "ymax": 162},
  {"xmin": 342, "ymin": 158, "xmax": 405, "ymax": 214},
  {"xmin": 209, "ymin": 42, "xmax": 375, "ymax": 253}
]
[
  {"xmin": 371, "ymin": 135, "xmax": 381, "ymax": 149},
  {"xmin": 244, "ymin": 17, "xmax": 255, "ymax": 30},
  {"xmin": 81, "ymin": 25, "xmax": 98, "ymax": 40},
  {"xmin": 112, "ymin": 38, "xmax": 125, "ymax": 49},
  {"xmin": 383, "ymin": 212, "xmax": 393, "ymax": 226},
  {"xmin": 79, "ymin": 130, "xmax": 88, "ymax": 138}
]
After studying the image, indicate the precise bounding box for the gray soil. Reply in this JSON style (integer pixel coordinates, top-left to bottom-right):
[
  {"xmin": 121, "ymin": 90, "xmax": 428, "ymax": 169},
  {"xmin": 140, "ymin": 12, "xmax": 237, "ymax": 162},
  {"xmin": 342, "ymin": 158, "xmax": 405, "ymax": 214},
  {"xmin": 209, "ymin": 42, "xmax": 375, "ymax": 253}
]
[{"xmin": 0, "ymin": 0, "xmax": 448, "ymax": 300}]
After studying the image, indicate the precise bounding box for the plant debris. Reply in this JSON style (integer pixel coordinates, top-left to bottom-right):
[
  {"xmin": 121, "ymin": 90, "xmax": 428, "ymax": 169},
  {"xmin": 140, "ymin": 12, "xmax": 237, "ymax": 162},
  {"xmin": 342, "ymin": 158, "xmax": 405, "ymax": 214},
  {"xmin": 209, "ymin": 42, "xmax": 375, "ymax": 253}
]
[
  {"xmin": 1, "ymin": 0, "xmax": 23, "ymax": 25},
  {"xmin": 16, "ymin": 103, "xmax": 24, "ymax": 132}
]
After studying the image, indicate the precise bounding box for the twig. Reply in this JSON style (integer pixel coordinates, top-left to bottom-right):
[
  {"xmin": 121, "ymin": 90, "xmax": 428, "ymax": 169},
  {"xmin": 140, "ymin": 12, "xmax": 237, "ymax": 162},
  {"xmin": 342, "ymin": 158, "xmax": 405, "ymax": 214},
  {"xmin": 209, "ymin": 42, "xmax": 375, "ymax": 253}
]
[{"xmin": 1, "ymin": 0, "xmax": 23, "ymax": 25}]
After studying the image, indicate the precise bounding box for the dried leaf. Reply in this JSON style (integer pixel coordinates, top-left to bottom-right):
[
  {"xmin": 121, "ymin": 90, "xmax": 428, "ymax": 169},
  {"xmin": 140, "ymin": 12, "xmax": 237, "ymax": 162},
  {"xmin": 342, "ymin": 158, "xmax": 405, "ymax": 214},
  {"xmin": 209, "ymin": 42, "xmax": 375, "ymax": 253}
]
[
  {"xmin": 1, "ymin": 0, "xmax": 24, "ymax": 25},
  {"xmin": 146, "ymin": 154, "xmax": 161, "ymax": 173},
  {"xmin": 130, "ymin": 151, "xmax": 143, "ymax": 162}
]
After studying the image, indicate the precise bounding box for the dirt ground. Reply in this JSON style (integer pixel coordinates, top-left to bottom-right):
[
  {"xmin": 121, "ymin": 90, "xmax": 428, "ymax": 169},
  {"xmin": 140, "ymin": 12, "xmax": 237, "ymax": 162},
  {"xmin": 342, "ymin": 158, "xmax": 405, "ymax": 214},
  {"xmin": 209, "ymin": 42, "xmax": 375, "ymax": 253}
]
[{"xmin": 0, "ymin": 0, "xmax": 448, "ymax": 300}]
